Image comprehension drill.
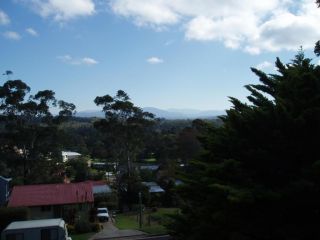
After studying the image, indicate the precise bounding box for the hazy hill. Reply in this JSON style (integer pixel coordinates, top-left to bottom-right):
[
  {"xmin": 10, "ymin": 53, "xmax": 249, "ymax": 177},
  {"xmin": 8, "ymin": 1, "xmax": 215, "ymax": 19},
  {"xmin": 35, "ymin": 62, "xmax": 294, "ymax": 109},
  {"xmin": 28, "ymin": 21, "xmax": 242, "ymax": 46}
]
[{"xmin": 76, "ymin": 107, "xmax": 225, "ymax": 119}]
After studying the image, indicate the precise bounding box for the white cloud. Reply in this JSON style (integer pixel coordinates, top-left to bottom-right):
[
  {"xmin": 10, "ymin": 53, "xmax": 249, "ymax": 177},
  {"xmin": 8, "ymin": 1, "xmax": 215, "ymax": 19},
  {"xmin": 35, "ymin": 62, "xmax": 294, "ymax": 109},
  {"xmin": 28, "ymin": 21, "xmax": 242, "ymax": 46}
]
[
  {"xmin": 256, "ymin": 61, "xmax": 273, "ymax": 70},
  {"xmin": 25, "ymin": 0, "xmax": 95, "ymax": 21},
  {"xmin": 81, "ymin": 57, "xmax": 99, "ymax": 65},
  {"xmin": 3, "ymin": 31, "xmax": 21, "ymax": 40},
  {"xmin": 0, "ymin": 10, "xmax": 10, "ymax": 25},
  {"xmin": 26, "ymin": 28, "xmax": 38, "ymax": 36},
  {"xmin": 147, "ymin": 57, "xmax": 164, "ymax": 64},
  {"xmin": 109, "ymin": 0, "xmax": 320, "ymax": 54},
  {"xmin": 57, "ymin": 55, "xmax": 98, "ymax": 65},
  {"xmin": 111, "ymin": 0, "xmax": 180, "ymax": 29}
]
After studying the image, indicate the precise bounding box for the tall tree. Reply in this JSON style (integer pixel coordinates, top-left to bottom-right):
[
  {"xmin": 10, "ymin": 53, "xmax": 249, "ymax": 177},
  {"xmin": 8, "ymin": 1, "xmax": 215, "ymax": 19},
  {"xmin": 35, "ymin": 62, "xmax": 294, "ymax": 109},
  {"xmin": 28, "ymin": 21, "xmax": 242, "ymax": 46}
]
[
  {"xmin": 170, "ymin": 51, "xmax": 320, "ymax": 239},
  {"xmin": 0, "ymin": 79, "xmax": 76, "ymax": 184},
  {"xmin": 94, "ymin": 90, "xmax": 155, "ymax": 209},
  {"xmin": 94, "ymin": 90, "xmax": 155, "ymax": 175}
]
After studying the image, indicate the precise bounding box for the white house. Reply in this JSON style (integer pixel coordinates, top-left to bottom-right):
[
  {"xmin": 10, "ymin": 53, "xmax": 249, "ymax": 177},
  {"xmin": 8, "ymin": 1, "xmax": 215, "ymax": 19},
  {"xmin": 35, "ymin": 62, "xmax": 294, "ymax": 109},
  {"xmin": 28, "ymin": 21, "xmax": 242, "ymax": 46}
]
[{"xmin": 61, "ymin": 151, "xmax": 81, "ymax": 162}]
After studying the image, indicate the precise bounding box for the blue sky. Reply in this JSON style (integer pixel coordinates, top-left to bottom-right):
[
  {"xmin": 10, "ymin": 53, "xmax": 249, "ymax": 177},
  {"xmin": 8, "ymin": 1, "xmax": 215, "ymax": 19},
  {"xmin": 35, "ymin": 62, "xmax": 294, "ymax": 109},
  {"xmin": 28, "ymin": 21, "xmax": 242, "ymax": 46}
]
[{"xmin": 1, "ymin": 0, "xmax": 320, "ymax": 112}]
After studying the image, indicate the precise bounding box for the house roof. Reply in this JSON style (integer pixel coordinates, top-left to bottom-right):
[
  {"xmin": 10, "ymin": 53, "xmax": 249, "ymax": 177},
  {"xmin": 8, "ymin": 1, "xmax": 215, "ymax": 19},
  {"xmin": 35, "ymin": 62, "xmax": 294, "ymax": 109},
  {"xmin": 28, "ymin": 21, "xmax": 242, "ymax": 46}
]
[
  {"xmin": 61, "ymin": 151, "xmax": 81, "ymax": 157},
  {"xmin": 84, "ymin": 180, "xmax": 112, "ymax": 194},
  {"xmin": 0, "ymin": 176, "xmax": 12, "ymax": 182},
  {"xmin": 140, "ymin": 165, "xmax": 159, "ymax": 171},
  {"xmin": 93, "ymin": 185, "xmax": 112, "ymax": 194},
  {"xmin": 142, "ymin": 182, "xmax": 165, "ymax": 193},
  {"xmin": 4, "ymin": 219, "xmax": 65, "ymax": 230},
  {"xmin": 8, "ymin": 182, "xmax": 94, "ymax": 207}
]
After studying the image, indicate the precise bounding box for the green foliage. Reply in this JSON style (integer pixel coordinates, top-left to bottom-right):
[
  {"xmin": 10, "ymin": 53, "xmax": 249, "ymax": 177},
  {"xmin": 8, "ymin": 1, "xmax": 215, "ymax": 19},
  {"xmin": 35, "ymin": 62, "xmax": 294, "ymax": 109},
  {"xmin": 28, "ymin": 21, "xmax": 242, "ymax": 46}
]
[
  {"xmin": 170, "ymin": 52, "xmax": 320, "ymax": 239},
  {"xmin": 94, "ymin": 90, "xmax": 156, "ymax": 175},
  {"xmin": 66, "ymin": 224, "xmax": 75, "ymax": 235},
  {"xmin": 90, "ymin": 222, "xmax": 102, "ymax": 232},
  {"xmin": 140, "ymin": 169, "xmax": 156, "ymax": 182},
  {"xmin": 70, "ymin": 232, "xmax": 95, "ymax": 240},
  {"xmin": 115, "ymin": 208, "xmax": 178, "ymax": 235},
  {"xmin": 94, "ymin": 192, "xmax": 118, "ymax": 209},
  {"xmin": 74, "ymin": 218, "xmax": 92, "ymax": 234},
  {"xmin": 66, "ymin": 158, "xmax": 90, "ymax": 182},
  {"xmin": 119, "ymin": 173, "xmax": 150, "ymax": 210},
  {"xmin": 0, "ymin": 207, "xmax": 29, "ymax": 232},
  {"xmin": 0, "ymin": 79, "xmax": 75, "ymax": 183}
]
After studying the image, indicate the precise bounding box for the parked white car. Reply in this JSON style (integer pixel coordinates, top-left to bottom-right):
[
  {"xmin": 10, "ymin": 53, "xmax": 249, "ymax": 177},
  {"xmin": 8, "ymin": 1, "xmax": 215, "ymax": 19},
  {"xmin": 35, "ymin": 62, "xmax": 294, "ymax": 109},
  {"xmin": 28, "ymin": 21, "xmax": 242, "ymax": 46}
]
[{"xmin": 97, "ymin": 207, "xmax": 109, "ymax": 222}]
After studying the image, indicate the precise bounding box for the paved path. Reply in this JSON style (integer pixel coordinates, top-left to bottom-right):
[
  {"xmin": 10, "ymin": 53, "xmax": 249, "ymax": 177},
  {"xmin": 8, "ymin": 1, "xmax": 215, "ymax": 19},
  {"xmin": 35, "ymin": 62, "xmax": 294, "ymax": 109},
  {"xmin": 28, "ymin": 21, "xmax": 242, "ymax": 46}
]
[{"xmin": 89, "ymin": 219, "xmax": 146, "ymax": 240}]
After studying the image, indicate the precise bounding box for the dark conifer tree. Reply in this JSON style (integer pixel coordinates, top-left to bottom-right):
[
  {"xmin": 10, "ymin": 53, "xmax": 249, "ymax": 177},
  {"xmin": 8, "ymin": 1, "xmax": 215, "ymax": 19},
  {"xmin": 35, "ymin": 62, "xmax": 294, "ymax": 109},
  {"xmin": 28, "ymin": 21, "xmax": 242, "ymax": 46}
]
[{"xmin": 170, "ymin": 51, "xmax": 320, "ymax": 240}]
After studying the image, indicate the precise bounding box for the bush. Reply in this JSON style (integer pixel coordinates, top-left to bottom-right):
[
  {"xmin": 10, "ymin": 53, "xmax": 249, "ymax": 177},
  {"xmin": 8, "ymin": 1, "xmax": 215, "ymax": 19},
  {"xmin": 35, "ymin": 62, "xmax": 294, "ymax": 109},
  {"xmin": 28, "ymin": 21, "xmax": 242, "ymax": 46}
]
[
  {"xmin": 94, "ymin": 193, "xmax": 118, "ymax": 209},
  {"xmin": 131, "ymin": 204, "xmax": 145, "ymax": 212},
  {"xmin": 90, "ymin": 222, "xmax": 102, "ymax": 232},
  {"xmin": 150, "ymin": 214, "xmax": 162, "ymax": 223},
  {"xmin": 0, "ymin": 207, "xmax": 29, "ymax": 232},
  {"xmin": 66, "ymin": 224, "xmax": 75, "ymax": 235},
  {"xmin": 97, "ymin": 201, "xmax": 108, "ymax": 208},
  {"xmin": 74, "ymin": 219, "xmax": 91, "ymax": 234}
]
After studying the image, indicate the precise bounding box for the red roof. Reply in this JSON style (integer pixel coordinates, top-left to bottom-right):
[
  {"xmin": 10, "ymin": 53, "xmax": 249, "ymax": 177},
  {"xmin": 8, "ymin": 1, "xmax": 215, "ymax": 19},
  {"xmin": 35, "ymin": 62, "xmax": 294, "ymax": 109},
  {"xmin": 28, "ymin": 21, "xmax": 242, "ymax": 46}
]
[{"xmin": 8, "ymin": 182, "xmax": 94, "ymax": 207}]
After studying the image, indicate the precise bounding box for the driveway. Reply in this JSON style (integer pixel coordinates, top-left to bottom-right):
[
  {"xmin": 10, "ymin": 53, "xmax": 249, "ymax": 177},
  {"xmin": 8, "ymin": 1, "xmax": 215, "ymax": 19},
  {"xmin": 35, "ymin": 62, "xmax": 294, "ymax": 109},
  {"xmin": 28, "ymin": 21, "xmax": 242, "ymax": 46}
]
[{"xmin": 89, "ymin": 219, "xmax": 146, "ymax": 240}]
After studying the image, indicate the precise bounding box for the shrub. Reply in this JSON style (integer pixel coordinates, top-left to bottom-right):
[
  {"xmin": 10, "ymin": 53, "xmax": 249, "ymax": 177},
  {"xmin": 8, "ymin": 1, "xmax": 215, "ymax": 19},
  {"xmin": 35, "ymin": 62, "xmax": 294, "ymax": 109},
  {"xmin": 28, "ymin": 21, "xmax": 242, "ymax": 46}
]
[
  {"xmin": 66, "ymin": 224, "xmax": 75, "ymax": 235},
  {"xmin": 0, "ymin": 207, "xmax": 29, "ymax": 232},
  {"xmin": 132, "ymin": 204, "xmax": 145, "ymax": 212},
  {"xmin": 90, "ymin": 222, "xmax": 102, "ymax": 232},
  {"xmin": 74, "ymin": 219, "xmax": 91, "ymax": 234}
]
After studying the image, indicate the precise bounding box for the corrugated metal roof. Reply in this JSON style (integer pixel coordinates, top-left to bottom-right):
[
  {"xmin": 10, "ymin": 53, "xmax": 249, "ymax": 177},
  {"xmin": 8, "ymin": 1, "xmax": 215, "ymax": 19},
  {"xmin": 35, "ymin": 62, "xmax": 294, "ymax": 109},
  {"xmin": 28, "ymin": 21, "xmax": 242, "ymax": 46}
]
[
  {"xmin": 142, "ymin": 182, "xmax": 165, "ymax": 193},
  {"xmin": 93, "ymin": 185, "xmax": 112, "ymax": 194},
  {"xmin": 61, "ymin": 151, "xmax": 81, "ymax": 157},
  {"xmin": 140, "ymin": 165, "xmax": 159, "ymax": 171},
  {"xmin": 8, "ymin": 182, "xmax": 94, "ymax": 207},
  {"xmin": 0, "ymin": 176, "xmax": 12, "ymax": 182}
]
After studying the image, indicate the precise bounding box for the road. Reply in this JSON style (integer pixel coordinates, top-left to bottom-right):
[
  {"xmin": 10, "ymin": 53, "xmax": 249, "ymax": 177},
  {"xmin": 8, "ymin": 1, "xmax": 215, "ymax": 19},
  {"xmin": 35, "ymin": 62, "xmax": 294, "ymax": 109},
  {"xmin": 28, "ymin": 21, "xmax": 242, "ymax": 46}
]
[
  {"xmin": 89, "ymin": 218, "xmax": 172, "ymax": 240},
  {"xmin": 89, "ymin": 219, "xmax": 146, "ymax": 240}
]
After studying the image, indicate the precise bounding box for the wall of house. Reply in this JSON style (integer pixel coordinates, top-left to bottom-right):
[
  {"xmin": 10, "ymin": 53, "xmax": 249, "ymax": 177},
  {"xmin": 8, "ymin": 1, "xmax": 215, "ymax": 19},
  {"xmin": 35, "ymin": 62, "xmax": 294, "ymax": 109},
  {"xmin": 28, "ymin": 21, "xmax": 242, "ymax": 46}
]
[
  {"xmin": 0, "ymin": 178, "xmax": 9, "ymax": 205},
  {"xmin": 30, "ymin": 206, "xmax": 54, "ymax": 219},
  {"xmin": 29, "ymin": 203, "xmax": 94, "ymax": 221}
]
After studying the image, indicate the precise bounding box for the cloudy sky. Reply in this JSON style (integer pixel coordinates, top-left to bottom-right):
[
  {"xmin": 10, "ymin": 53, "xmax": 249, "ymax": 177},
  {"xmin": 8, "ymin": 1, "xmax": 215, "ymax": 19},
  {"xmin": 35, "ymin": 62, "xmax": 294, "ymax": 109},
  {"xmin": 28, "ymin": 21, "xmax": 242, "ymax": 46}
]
[{"xmin": 1, "ymin": 0, "xmax": 320, "ymax": 111}]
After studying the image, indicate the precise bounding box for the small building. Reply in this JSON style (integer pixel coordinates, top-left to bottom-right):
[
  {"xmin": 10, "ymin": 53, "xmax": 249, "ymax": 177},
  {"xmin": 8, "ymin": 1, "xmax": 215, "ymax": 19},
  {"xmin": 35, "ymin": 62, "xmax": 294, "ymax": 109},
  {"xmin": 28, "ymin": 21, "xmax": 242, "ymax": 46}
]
[
  {"xmin": 85, "ymin": 180, "xmax": 112, "ymax": 195},
  {"xmin": 140, "ymin": 165, "xmax": 160, "ymax": 171},
  {"xmin": 142, "ymin": 182, "xmax": 165, "ymax": 193},
  {"xmin": 8, "ymin": 182, "xmax": 94, "ymax": 221},
  {"xmin": 61, "ymin": 151, "xmax": 81, "ymax": 162},
  {"xmin": 0, "ymin": 176, "xmax": 11, "ymax": 206}
]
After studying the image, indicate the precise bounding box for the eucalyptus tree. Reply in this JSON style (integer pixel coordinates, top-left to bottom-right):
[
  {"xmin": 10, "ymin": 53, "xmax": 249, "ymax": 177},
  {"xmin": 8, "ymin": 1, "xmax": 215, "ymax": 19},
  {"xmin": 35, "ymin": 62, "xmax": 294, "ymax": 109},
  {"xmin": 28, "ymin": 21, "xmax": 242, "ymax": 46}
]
[
  {"xmin": 0, "ymin": 79, "xmax": 76, "ymax": 184},
  {"xmin": 94, "ymin": 90, "xmax": 155, "ymax": 176},
  {"xmin": 94, "ymin": 90, "xmax": 155, "ymax": 209}
]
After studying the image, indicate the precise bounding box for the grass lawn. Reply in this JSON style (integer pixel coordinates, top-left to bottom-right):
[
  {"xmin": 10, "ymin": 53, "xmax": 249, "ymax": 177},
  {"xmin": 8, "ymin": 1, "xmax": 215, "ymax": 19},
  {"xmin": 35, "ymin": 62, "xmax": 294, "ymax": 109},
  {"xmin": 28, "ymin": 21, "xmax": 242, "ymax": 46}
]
[
  {"xmin": 70, "ymin": 232, "xmax": 95, "ymax": 240},
  {"xmin": 142, "ymin": 158, "xmax": 157, "ymax": 163},
  {"xmin": 114, "ymin": 208, "xmax": 179, "ymax": 235}
]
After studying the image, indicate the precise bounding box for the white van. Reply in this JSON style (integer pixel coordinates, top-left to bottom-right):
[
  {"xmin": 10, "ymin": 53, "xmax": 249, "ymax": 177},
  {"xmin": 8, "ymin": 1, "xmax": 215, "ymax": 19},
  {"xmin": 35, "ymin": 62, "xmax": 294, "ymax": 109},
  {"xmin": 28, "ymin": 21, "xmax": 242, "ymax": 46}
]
[{"xmin": 1, "ymin": 218, "xmax": 71, "ymax": 240}]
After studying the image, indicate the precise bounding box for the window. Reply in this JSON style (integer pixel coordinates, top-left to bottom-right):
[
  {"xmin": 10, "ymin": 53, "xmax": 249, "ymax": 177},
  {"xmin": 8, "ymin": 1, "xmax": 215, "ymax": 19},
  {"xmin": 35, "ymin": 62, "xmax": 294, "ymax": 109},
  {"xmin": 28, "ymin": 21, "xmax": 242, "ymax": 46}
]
[
  {"xmin": 41, "ymin": 205, "xmax": 52, "ymax": 212},
  {"xmin": 6, "ymin": 233, "xmax": 24, "ymax": 240},
  {"xmin": 41, "ymin": 229, "xmax": 58, "ymax": 240}
]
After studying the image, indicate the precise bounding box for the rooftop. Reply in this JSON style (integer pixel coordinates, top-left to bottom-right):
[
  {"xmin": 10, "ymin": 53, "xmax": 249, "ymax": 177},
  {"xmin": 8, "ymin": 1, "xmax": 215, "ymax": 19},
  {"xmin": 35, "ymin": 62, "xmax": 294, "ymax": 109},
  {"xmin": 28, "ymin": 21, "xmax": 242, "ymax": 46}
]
[
  {"xmin": 8, "ymin": 182, "xmax": 94, "ymax": 207},
  {"xmin": 4, "ymin": 218, "xmax": 65, "ymax": 230}
]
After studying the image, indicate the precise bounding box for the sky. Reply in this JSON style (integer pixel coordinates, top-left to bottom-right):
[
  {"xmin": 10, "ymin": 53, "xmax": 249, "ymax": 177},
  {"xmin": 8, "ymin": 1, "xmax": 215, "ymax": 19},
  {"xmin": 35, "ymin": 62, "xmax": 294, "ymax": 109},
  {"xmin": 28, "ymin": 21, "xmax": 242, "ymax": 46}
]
[{"xmin": 1, "ymin": 0, "xmax": 320, "ymax": 112}]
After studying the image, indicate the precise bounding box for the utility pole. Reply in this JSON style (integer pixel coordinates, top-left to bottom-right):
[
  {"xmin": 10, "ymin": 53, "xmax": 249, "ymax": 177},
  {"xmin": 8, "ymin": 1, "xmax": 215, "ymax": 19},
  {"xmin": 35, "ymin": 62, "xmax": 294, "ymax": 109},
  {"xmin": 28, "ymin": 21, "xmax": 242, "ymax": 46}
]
[{"xmin": 139, "ymin": 192, "xmax": 142, "ymax": 228}]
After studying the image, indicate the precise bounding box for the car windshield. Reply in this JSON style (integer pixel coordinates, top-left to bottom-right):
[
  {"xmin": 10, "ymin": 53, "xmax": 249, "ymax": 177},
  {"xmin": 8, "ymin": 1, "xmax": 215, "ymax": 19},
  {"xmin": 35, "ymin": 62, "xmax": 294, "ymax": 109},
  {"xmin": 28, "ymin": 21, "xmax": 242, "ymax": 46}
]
[{"xmin": 98, "ymin": 209, "xmax": 107, "ymax": 214}]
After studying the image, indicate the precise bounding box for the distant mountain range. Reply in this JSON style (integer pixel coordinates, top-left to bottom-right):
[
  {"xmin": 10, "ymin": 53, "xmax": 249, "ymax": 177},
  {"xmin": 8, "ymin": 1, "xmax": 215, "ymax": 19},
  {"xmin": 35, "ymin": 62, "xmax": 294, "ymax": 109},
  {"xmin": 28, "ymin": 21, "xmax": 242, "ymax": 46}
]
[{"xmin": 76, "ymin": 107, "xmax": 225, "ymax": 119}]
